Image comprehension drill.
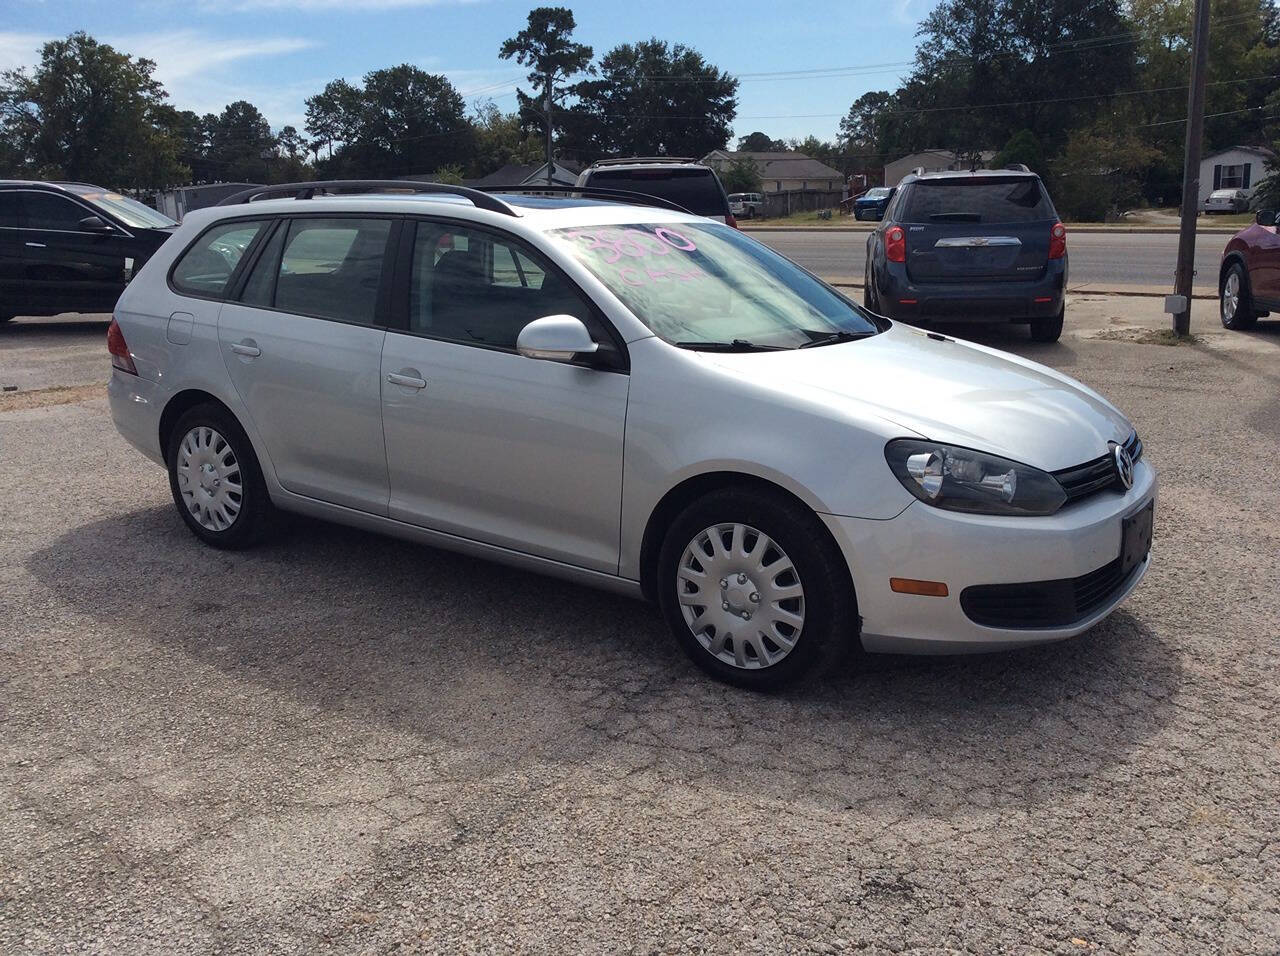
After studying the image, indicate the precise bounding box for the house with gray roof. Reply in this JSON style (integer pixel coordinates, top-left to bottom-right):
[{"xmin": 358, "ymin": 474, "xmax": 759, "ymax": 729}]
[{"xmin": 702, "ymin": 150, "xmax": 845, "ymax": 193}]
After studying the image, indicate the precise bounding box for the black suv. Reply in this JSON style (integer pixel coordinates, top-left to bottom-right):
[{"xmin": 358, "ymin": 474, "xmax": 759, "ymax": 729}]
[
  {"xmin": 0, "ymin": 181, "xmax": 177, "ymax": 324},
  {"xmin": 576, "ymin": 158, "xmax": 735, "ymax": 225},
  {"xmin": 863, "ymin": 167, "xmax": 1068, "ymax": 342}
]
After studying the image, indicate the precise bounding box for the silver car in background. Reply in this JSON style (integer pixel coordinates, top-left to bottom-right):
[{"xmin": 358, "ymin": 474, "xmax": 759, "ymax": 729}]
[{"xmin": 107, "ymin": 182, "xmax": 1155, "ymax": 688}]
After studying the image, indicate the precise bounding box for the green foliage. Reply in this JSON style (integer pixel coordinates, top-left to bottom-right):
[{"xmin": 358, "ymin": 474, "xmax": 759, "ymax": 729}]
[
  {"xmin": 0, "ymin": 32, "xmax": 187, "ymax": 188},
  {"xmin": 499, "ymin": 6, "xmax": 593, "ymax": 153},
  {"xmin": 993, "ymin": 130, "xmax": 1046, "ymax": 175},
  {"xmin": 562, "ymin": 38, "xmax": 737, "ymax": 158},
  {"xmin": 428, "ymin": 164, "xmax": 466, "ymax": 185},
  {"xmin": 1052, "ymin": 127, "xmax": 1162, "ymax": 221},
  {"xmin": 721, "ymin": 156, "xmax": 762, "ymax": 192},
  {"xmin": 470, "ymin": 101, "xmax": 542, "ymax": 177},
  {"xmin": 737, "ymin": 131, "xmax": 786, "ymax": 151}
]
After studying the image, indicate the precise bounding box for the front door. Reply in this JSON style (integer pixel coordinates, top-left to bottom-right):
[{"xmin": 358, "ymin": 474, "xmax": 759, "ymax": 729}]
[
  {"xmin": 380, "ymin": 220, "xmax": 629, "ymax": 572},
  {"xmin": 19, "ymin": 190, "xmax": 134, "ymax": 315},
  {"xmin": 217, "ymin": 216, "xmax": 395, "ymax": 514},
  {"xmin": 1248, "ymin": 218, "xmax": 1280, "ymax": 304}
]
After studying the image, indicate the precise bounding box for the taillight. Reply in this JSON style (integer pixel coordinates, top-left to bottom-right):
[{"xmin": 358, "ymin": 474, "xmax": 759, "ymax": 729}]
[
  {"xmin": 885, "ymin": 226, "xmax": 906, "ymax": 263},
  {"xmin": 1049, "ymin": 221, "xmax": 1067, "ymax": 259},
  {"xmin": 726, "ymin": 213, "xmax": 739, "ymax": 229},
  {"xmin": 107, "ymin": 317, "xmax": 137, "ymax": 375}
]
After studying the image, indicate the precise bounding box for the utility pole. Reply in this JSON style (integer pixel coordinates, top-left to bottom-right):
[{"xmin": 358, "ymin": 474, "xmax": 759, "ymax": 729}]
[
  {"xmin": 1171, "ymin": 0, "xmax": 1211, "ymax": 336},
  {"xmin": 545, "ymin": 72, "xmax": 554, "ymax": 186}
]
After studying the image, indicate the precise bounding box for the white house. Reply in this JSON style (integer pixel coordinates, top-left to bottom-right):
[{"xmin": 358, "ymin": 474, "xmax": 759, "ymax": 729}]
[
  {"xmin": 1199, "ymin": 147, "xmax": 1273, "ymax": 205},
  {"xmin": 883, "ymin": 149, "xmax": 997, "ymax": 187}
]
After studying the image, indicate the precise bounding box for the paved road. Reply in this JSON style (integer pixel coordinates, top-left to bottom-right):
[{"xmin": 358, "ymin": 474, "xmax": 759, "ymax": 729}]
[
  {"xmin": 752, "ymin": 230, "xmax": 1225, "ymax": 292},
  {"xmin": 3, "ymin": 299, "xmax": 1279, "ymax": 952}
]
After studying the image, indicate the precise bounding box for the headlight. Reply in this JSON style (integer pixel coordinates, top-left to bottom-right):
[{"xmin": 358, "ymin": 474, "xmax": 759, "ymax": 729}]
[{"xmin": 884, "ymin": 439, "xmax": 1067, "ymax": 516}]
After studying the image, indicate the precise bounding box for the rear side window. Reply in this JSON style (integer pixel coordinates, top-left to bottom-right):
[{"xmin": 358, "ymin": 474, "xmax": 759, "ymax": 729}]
[
  {"xmin": 899, "ymin": 178, "xmax": 1055, "ymax": 224},
  {"xmin": 171, "ymin": 219, "xmax": 268, "ymax": 298},
  {"xmin": 0, "ymin": 192, "xmax": 19, "ymax": 228},
  {"xmin": 585, "ymin": 169, "xmax": 729, "ymax": 217},
  {"xmin": 257, "ymin": 218, "xmax": 392, "ymax": 325}
]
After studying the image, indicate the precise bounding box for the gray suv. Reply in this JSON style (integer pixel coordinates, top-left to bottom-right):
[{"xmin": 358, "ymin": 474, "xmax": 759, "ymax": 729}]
[{"xmin": 864, "ymin": 167, "xmax": 1068, "ymax": 342}]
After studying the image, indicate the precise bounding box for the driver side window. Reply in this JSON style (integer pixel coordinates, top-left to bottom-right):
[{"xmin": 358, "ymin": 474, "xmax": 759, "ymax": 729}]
[{"xmin": 407, "ymin": 222, "xmax": 593, "ymax": 350}]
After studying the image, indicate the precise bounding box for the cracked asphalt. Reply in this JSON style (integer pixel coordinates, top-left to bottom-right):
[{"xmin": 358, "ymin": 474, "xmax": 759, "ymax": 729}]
[{"xmin": 2, "ymin": 299, "xmax": 1279, "ymax": 953}]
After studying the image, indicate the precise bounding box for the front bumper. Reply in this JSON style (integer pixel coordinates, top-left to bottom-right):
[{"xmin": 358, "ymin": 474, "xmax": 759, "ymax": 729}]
[
  {"xmin": 876, "ymin": 260, "xmax": 1066, "ymax": 323},
  {"xmin": 821, "ymin": 459, "xmax": 1157, "ymax": 653},
  {"xmin": 107, "ymin": 368, "xmax": 170, "ymax": 466}
]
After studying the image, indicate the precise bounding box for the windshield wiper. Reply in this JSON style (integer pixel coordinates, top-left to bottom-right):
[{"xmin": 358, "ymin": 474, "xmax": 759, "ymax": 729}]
[
  {"xmin": 797, "ymin": 330, "xmax": 876, "ymax": 349},
  {"xmin": 930, "ymin": 212, "xmax": 982, "ymax": 222},
  {"xmin": 674, "ymin": 339, "xmax": 784, "ymax": 352}
]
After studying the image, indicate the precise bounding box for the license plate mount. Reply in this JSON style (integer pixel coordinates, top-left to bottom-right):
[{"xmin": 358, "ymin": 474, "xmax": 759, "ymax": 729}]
[{"xmin": 1120, "ymin": 502, "xmax": 1154, "ymax": 575}]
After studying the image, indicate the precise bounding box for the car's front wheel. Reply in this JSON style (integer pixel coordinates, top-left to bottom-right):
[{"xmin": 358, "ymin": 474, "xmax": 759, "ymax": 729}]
[
  {"xmin": 657, "ymin": 488, "xmax": 856, "ymax": 689},
  {"xmin": 167, "ymin": 403, "xmax": 275, "ymax": 549},
  {"xmin": 1221, "ymin": 262, "xmax": 1257, "ymax": 330}
]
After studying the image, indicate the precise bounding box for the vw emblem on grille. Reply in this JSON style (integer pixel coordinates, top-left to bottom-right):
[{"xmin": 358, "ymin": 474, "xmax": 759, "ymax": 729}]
[{"xmin": 1112, "ymin": 443, "xmax": 1135, "ymax": 490}]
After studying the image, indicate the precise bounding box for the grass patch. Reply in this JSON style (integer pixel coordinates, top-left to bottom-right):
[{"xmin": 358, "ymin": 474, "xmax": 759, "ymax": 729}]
[{"xmin": 1092, "ymin": 327, "xmax": 1200, "ymax": 346}]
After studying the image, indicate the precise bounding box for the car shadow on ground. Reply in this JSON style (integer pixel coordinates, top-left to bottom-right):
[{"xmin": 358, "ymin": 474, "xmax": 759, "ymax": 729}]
[
  {"xmin": 26, "ymin": 504, "xmax": 1182, "ymax": 817},
  {"xmin": 1, "ymin": 316, "xmax": 111, "ymax": 337}
]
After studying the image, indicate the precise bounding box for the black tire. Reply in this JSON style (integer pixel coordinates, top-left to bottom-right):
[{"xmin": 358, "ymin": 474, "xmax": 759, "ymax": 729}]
[
  {"xmin": 657, "ymin": 487, "xmax": 857, "ymax": 690},
  {"xmin": 1220, "ymin": 261, "xmax": 1257, "ymax": 330},
  {"xmin": 166, "ymin": 403, "xmax": 275, "ymax": 549},
  {"xmin": 1029, "ymin": 307, "xmax": 1065, "ymax": 343}
]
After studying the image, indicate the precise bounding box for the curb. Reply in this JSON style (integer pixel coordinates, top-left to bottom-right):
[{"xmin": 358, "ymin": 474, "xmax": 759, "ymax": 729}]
[
  {"xmin": 742, "ymin": 225, "xmax": 1241, "ymax": 235},
  {"xmin": 821, "ymin": 278, "xmax": 1217, "ymax": 301}
]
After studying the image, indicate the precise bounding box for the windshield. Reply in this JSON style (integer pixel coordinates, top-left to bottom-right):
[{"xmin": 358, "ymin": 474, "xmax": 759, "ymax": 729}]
[
  {"xmin": 551, "ymin": 222, "xmax": 879, "ymax": 349},
  {"xmin": 64, "ymin": 188, "xmax": 176, "ymax": 229},
  {"xmin": 864, "ymin": 188, "xmax": 891, "ymax": 199},
  {"xmin": 899, "ymin": 178, "xmax": 1055, "ymax": 224}
]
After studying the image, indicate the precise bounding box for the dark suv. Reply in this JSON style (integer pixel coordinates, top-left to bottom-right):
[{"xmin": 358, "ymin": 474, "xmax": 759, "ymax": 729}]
[
  {"xmin": 864, "ymin": 167, "xmax": 1068, "ymax": 342},
  {"xmin": 0, "ymin": 180, "xmax": 177, "ymax": 325},
  {"xmin": 576, "ymin": 158, "xmax": 735, "ymax": 225}
]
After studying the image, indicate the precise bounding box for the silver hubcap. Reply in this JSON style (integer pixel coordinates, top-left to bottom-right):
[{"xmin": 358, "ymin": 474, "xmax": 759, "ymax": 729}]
[
  {"xmin": 676, "ymin": 523, "xmax": 805, "ymax": 670},
  {"xmin": 1223, "ymin": 272, "xmax": 1239, "ymax": 321},
  {"xmin": 176, "ymin": 426, "xmax": 243, "ymax": 532}
]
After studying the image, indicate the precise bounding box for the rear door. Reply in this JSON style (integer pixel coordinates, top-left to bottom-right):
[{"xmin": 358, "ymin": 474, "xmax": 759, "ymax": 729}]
[
  {"xmin": 217, "ymin": 215, "xmax": 396, "ymax": 515},
  {"xmin": 899, "ymin": 177, "xmax": 1057, "ymax": 283},
  {"xmin": 0, "ymin": 191, "xmax": 25, "ymax": 316}
]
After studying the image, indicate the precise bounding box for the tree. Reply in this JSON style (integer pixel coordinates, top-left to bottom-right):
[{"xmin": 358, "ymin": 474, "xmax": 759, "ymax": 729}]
[
  {"xmin": 499, "ymin": 7, "xmax": 593, "ymax": 182},
  {"xmin": 469, "ymin": 100, "xmax": 543, "ymax": 177},
  {"xmin": 737, "ymin": 131, "xmax": 785, "ymax": 151},
  {"xmin": 306, "ymin": 66, "xmax": 471, "ymax": 179},
  {"xmin": 721, "ymin": 156, "xmax": 762, "ymax": 192},
  {"xmin": 0, "ymin": 31, "xmax": 187, "ymax": 188},
  {"xmin": 206, "ymin": 100, "xmax": 277, "ymax": 183},
  {"xmin": 1052, "ymin": 126, "xmax": 1161, "ymax": 221},
  {"xmin": 838, "ymin": 91, "xmax": 893, "ymax": 173},
  {"xmin": 992, "ymin": 129, "xmax": 1046, "ymax": 175},
  {"xmin": 563, "ymin": 38, "xmax": 737, "ymax": 158}
]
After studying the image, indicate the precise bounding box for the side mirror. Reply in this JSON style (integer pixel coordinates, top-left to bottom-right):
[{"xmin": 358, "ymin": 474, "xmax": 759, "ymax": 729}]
[
  {"xmin": 516, "ymin": 315, "xmax": 599, "ymax": 363},
  {"xmin": 79, "ymin": 215, "xmax": 114, "ymax": 233},
  {"xmin": 1256, "ymin": 209, "xmax": 1277, "ymax": 226}
]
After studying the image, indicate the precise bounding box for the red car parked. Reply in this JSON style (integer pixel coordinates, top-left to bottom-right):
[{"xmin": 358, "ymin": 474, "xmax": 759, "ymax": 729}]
[{"xmin": 1221, "ymin": 209, "xmax": 1280, "ymax": 329}]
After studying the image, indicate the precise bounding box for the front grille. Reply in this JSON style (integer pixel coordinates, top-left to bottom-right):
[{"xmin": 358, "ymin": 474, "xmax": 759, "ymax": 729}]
[
  {"xmin": 1053, "ymin": 432, "xmax": 1143, "ymax": 503},
  {"xmin": 959, "ymin": 556, "xmax": 1139, "ymax": 629}
]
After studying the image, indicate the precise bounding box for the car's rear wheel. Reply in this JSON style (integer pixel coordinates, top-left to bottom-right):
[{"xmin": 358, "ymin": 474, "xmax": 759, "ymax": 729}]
[
  {"xmin": 167, "ymin": 403, "xmax": 275, "ymax": 549},
  {"xmin": 1221, "ymin": 263, "xmax": 1257, "ymax": 330},
  {"xmin": 657, "ymin": 488, "xmax": 856, "ymax": 689},
  {"xmin": 1029, "ymin": 307, "xmax": 1065, "ymax": 343}
]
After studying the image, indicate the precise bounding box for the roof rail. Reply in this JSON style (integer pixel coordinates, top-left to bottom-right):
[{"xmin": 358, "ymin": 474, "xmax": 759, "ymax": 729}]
[
  {"xmin": 474, "ymin": 184, "xmax": 692, "ymax": 215},
  {"xmin": 588, "ymin": 156, "xmax": 698, "ymax": 167},
  {"xmin": 214, "ymin": 180, "xmax": 518, "ymax": 216},
  {"xmin": 1004, "ymin": 163, "xmax": 1031, "ymax": 172}
]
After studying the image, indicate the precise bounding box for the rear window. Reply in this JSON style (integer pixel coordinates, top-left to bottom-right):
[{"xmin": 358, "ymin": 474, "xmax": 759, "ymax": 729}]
[
  {"xmin": 584, "ymin": 168, "xmax": 728, "ymax": 217},
  {"xmin": 899, "ymin": 178, "xmax": 1055, "ymax": 224}
]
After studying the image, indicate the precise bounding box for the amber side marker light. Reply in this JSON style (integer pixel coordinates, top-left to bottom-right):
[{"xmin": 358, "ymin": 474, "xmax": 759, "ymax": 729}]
[{"xmin": 890, "ymin": 577, "xmax": 949, "ymax": 597}]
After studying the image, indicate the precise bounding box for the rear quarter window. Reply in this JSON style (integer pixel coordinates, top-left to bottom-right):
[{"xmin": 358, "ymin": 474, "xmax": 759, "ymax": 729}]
[
  {"xmin": 170, "ymin": 219, "xmax": 268, "ymax": 298},
  {"xmin": 899, "ymin": 178, "xmax": 1056, "ymax": 224}
]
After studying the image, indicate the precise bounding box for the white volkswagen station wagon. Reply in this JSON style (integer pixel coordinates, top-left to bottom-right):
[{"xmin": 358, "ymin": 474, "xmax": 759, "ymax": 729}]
[{"xmin": 107, "ymin": 181, "xmax": 1156, "ymax": 688}]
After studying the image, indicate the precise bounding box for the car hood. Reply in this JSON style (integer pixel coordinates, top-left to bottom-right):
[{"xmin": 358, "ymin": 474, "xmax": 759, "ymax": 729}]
[{"xmin": 701, "ymin": 323, "xmax": 1133, "ymax": 472}]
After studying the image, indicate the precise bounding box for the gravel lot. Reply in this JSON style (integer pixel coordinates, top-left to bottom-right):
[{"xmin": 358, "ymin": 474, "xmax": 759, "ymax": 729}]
[{"xmin": 2, "ymin": 299, "xmax": 1278, "ymax": 953}]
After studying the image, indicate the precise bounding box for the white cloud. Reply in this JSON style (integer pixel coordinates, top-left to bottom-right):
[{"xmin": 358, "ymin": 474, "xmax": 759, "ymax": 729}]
[{"xmin": 113, "ymin": 31, "xmax": 315, "ymax": 84}]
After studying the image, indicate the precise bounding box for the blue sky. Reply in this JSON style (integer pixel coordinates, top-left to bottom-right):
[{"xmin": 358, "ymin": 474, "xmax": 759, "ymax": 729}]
[{"xmin": 1, "ymin": 0, "xmax": 940, "ymax": 144}]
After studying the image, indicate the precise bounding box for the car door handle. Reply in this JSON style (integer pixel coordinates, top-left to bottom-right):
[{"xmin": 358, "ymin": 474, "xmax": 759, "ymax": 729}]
[
  {"xmin": 386, "ymin": 372, "xmax": 427, "ymax": 389},
  {"xmin": 230, "ymin": 342, "xmax": 261, "ymax": 357},
  {"xmin": 25, "ymin": 241, "xmax": 46, "ymax": 248}
]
